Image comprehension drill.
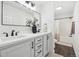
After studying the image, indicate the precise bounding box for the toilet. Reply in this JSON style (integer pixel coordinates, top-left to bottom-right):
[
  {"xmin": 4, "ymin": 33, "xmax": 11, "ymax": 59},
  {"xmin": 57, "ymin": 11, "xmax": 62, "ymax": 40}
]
[{"xmin": 53, "ymin": 39, "xmax": 57, "ymax": 53}]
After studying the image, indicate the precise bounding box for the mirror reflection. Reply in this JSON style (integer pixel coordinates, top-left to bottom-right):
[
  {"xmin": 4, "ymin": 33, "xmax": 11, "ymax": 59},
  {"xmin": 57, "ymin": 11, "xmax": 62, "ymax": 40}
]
[{"xmin": 2, "ymin": 1, "xmax": 41, "ymax": 26}]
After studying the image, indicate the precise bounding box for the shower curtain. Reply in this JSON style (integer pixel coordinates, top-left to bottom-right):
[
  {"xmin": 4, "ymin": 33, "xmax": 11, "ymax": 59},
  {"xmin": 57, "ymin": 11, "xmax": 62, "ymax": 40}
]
[{"xmin": 55, "ymin": 17, "xmax": 73, "ymax": 44}]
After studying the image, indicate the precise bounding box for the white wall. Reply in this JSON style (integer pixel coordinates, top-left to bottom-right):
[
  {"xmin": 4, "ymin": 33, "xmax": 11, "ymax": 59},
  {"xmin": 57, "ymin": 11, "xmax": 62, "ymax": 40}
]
[
  {"xmin": 73, "ymin": 1, "xmax": 79, "ymax": 35},
  {"xmin": 73, "ymin": 2, "xmax": 79, "ymax": 57},
  {"xmin": 40, "ymin": 2, "xmax": 55, "ymax": 34},
  {"xmin": 40, "ymin": 2, "xmax": 55, "ymax": 53}
]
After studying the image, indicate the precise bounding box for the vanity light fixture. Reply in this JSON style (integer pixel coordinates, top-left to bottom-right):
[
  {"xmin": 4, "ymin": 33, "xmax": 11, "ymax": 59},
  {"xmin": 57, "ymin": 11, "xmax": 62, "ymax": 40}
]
[
  {"xmin": 25, "ymin": 1, "xmax": 30, "ymax": 4},
  {"xmin": 56, "ymin": 7, "xmax": 62, "ymax": 10},
  {"xmin": 17, "ymin": 1, "xmax": 36, "ymax": 11},
  {"xmin": 31, "ymin": 2, "xmax": 35, "ymax": 7},
  {"xmin": 25, "ymin": 1, "xmax": 35, "ymax": 7},
  {"xmin": 25, "ymin": 1, "xmax": 36, "ymax": 11}
]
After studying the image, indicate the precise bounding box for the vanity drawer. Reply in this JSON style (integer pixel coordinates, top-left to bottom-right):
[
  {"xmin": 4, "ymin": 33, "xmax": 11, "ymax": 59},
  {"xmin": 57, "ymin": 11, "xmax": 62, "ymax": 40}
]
[
  {"xmin": 35, "ymin": 37, "xmax": 42, "ymax": 44},
  {"xmin": 35, "ymin": 43, "xmax": 42, "ymax": 50},
  {"xmin": 35, "ymin": 48, "xmax": 42, "ymax": 57}
]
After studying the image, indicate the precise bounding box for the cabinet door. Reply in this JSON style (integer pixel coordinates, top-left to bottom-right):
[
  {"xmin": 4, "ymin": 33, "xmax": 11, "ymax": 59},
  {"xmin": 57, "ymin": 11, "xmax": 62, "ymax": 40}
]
[
  {"xmin": 0, "ymin": 40, "xmax": 34, "ymax": 57},
  {"xmin": 47, "ymin": 34, "xmax": 50, "ymax": 53},
  {"xmin": 43, "ymin": 35, "xmax": 48, "ymax": 56},
  {"xmin": 47, "ymin": 33, "xmax": 52, "ymax": 53}
]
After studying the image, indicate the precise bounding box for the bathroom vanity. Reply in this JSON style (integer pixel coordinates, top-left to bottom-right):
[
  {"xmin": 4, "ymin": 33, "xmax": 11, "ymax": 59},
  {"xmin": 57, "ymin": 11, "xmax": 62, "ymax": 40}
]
[
  {"xmin": 0, "ymin": 32, "xmax": 52, "ymax": 57},
  {"xmin": 0, "ymin": 1, "xmax": 52, "ymax": 57}
]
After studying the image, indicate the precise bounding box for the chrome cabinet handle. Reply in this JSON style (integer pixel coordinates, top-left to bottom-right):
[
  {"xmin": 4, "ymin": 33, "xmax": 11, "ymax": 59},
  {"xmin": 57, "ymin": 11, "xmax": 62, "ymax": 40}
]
[
  {"xmin": 32, "ymin": 42, "xmax": 34, "ymax": 48},
  {"xmin": 47, "ymin": 36, "xmax": 49, "ymax": 40},
  {"xmin": 37, "ymin": 45, "xmax": 41, "ymax": 48},
  {"xmin": 38, "ymin": 39, "xmax": 41, "ymax": 42},
  {"xmin": 37, "ymin": 50, "xmax": 41, "ymax": 54}
]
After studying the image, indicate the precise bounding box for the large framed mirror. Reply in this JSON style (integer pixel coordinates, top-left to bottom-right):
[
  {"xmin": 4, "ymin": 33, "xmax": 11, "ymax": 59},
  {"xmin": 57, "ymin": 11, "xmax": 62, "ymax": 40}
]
[{"xmin": 1, "ymin": 1, "xmax": 41, "ymax": 27}]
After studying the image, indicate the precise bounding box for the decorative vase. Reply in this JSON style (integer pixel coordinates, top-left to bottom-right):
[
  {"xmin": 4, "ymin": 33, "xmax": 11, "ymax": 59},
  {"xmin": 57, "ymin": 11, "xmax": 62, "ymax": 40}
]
[{"xmin": 32, "ymin": 25, "xmax": 37, "ymax": 33}]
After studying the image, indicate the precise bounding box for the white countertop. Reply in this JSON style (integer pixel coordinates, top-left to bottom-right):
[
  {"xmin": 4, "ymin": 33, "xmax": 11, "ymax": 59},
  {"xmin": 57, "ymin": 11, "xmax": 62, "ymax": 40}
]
[{"xmin": 0, "ymin": 32, "xmax": 51, "ymax": 50}]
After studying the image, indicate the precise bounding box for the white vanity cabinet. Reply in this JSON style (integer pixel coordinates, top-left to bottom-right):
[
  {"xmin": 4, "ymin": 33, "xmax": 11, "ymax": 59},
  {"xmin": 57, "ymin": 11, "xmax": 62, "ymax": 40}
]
[
  {"xmin": 34, "ymin": 35, "xmax": 50, "ymax": 57},
  {"xmin": 47, "ymin": 33, "xmax": 52, "ymax": 53},
  {"xmin": 34, "ymin": 36, "xmax": 43, "ymax": 57},
  {"xmin": 0, "ymin": 32, "xmax": 52, "ymax": 57},
  {"xmin": 43, "ymin": 35, "xmax": 49, "ymax": 56},
  {"xmin": 0, "ymin": 39, "xmax": 34, "ymax": 57},
  {"xmin": 43, "ymin": 33, "xmax": 51, "ymax": 56}
]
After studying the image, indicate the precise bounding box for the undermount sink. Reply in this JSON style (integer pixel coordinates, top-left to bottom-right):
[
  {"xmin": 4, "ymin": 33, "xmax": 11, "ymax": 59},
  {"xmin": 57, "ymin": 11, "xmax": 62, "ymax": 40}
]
[{"xmin": 0, "ymin": 35, "xmax": 25, "ymax": 41}]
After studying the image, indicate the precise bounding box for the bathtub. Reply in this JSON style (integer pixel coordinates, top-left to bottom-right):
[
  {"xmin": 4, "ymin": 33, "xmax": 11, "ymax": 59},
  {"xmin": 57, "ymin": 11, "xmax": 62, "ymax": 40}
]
[{"xmin": 59, "ymin": 35, "xmax": 73, "ymax": 45}]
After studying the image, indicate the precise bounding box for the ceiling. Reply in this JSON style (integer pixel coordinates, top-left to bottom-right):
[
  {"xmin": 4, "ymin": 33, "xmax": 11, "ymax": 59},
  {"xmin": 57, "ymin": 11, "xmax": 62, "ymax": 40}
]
[
  {"xmin": 54, "ymin": 1, "xmax": 76, "ymax": 19},
  {"xmin": 34, "ymin": 1, "xmax": 76, "ymax": 19}
]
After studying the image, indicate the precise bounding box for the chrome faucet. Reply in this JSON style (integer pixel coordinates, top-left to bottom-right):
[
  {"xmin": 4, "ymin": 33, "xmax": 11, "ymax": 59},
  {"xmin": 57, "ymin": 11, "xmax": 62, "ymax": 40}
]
[
  {"xmin": 11, "ymin": 30, "xmax": 19, "ymax": 36},
  {"xmin": 15, "ymin": 31, "xmax": 19, "ymax": 36},
  {"xmin": 11, "ymin": 30, "xmax": 15, "ymax": 36},
  {"xmin": 3, "ymin": 32, "xmax": 8, "ymax": 37}
]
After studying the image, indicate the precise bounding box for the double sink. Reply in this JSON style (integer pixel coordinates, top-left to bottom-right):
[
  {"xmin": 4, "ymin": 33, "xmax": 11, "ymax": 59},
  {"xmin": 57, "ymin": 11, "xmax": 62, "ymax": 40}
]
[
  {"xmin": 0, "ymin": 35, "xmax": 26, "ymax": 42},
  {"xmin": 0, "ymin": 33, "xmax": 36, "ymax": 42}
]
